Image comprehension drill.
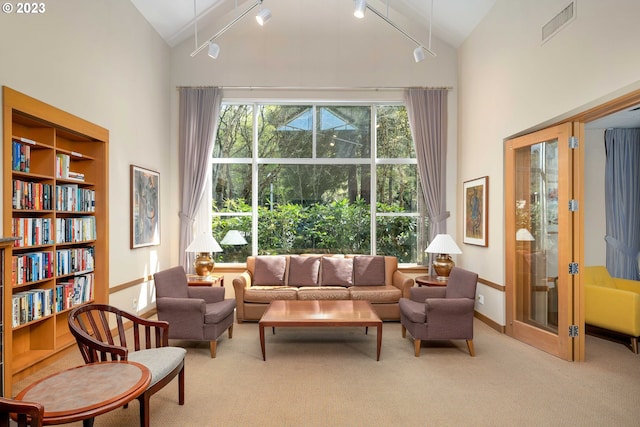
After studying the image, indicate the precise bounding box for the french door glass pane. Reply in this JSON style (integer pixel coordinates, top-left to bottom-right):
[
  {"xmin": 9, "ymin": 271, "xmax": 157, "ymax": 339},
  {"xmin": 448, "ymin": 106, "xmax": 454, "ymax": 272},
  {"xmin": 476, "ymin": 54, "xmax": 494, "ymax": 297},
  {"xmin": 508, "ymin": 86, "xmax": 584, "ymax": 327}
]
[{"xmin": 515, "ymin": 140, "xmax": 559, "ymax": 332}]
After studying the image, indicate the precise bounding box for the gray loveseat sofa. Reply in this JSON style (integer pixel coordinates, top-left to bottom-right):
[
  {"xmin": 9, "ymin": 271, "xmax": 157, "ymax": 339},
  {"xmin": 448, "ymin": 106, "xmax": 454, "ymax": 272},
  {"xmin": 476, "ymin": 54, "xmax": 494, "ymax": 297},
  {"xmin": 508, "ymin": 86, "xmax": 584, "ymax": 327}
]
[{"xmin": 232, "ymin": 254, "xmax": 414, "ymax": 322}]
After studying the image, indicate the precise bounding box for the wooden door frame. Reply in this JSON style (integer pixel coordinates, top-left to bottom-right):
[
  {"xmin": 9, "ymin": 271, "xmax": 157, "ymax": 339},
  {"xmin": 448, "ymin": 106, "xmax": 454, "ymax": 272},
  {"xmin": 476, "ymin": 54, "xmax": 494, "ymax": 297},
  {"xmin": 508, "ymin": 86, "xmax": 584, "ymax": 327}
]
[{"xmin": 505, "ymin": 88, "xmax": 640, "ymax": 361}]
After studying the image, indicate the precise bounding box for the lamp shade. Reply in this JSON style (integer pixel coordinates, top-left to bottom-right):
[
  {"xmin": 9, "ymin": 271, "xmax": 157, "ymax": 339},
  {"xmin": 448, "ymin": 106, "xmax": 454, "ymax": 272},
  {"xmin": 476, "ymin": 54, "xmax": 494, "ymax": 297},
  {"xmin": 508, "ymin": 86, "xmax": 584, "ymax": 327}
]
[
  {"xmin": 425, "ymin": 234, "xmax": 462, "ymax": 255},
  {"xmin": 220, "ymin": 230, "xmax": 248, "ymax": 245},
  {"xmin": 516, "ymin": 228, "xmax": 535, "ymax": 241},
  {"xmin": 185, "ymin": 232, "xmax": 223, "ymax": 253},
  {"xmin": 413, "ymin": 46, "xmax": 426, "ymax": 63}
]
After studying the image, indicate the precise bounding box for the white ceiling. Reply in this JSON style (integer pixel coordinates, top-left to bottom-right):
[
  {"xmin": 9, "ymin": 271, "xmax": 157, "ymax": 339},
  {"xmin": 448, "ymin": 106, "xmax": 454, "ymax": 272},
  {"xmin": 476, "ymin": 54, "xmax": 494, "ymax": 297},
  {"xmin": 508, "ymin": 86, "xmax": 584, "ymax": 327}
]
[
  {"xmin": 130, "ymin": 0, "xmax": 640, "ymax": 129},
  {"xmin": 130, "ymin": 0, "xmax": 497, "ymax": 49}
]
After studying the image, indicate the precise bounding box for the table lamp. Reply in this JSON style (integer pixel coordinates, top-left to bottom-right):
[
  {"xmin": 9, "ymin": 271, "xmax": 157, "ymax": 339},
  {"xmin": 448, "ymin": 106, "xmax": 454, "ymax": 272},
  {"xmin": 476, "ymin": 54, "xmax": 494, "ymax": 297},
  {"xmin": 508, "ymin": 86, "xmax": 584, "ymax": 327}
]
[
  {"xmin": 220, "ymin": 229, "xmax": 248, "ymax": 246},
  {"xmin": 185, "ymin": 232, "xmax": 223, "ymax": 276},
  {"xmin": 425, "ymin": 234, "xmax": 462, "ymax": 281}
]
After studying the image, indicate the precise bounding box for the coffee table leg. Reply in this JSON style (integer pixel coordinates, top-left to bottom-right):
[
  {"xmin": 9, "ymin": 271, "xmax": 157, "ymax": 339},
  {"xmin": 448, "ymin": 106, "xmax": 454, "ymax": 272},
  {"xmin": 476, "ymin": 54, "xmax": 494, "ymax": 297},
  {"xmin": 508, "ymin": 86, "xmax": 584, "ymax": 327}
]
[
  {"xmin": 259, "ymin": 323, "xmax": 266, "ymax": 361},
  {"xmin": 83, "ymin": 417, "xmax": 95, "ymax": 427},
  {"xmin": 376, "ymin": 323, "xmax": 382, "ymax": 361}
]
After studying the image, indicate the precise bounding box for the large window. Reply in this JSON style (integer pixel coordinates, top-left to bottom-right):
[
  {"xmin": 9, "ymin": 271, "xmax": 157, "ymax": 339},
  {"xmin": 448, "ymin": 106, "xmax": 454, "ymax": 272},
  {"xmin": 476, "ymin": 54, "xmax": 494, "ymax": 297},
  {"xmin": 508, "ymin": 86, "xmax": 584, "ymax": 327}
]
[{"xmin": 211, "ymin": 103, "xmax": 427, "ymax": 264}]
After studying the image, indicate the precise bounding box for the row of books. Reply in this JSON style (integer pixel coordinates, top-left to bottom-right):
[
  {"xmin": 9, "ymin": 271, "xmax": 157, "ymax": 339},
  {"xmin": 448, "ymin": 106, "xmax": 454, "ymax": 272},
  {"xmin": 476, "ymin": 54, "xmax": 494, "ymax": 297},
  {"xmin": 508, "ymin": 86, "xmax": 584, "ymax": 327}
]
[
  {"xmin": 12, "ymin": 180, "xmax": 95, "ymax": 212},
  {"xmin": 12, "ymin": 288, "xmax": 53, "ymax": 327},
  {"xmin": 56, "ymin": 217, "xmax": 96, "ymax": 243},
  {"xmin": 56, "ymin": 184, "xmax": 95, "ymax": 212},
  {"xmin": 56, "ymin": 273, "xmax": 94, "ymax": 312},
  {"xmin": 56, "ymin": 153, "xmax": 85, "ymax": 181},
  {"xmin": 12, "ymin": 251, "xmax": 55, "ymax": 285},
  {"xmin": 12, "ymin": 217, "xmax": 53, "ymax": 248},
  {"xmin": 12, "ymin": 179, "xmax": 53, "ymax": 210},
  {"xmin": 12, "ymin": 140, "xmax": 32, "ymax": 172},
  {"xmin": 56, "ymin": 247, "xmax": 95, "ymax": 276},
  {"xmin": 11, "ymin": 273, "xmax": 94, "ymax": 327}
]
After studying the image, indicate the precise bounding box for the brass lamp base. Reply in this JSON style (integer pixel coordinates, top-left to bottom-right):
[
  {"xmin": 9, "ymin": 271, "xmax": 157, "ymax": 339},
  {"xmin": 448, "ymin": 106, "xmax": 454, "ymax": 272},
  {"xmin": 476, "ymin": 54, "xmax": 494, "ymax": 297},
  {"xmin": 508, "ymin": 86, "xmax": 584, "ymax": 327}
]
[
  {"xmin": 432, "ymin": 254, "xmax": 454, "ymax": 281},
  {"xmin": 194, "ymin": 252, "xmax": 214, "ymax": 276}
]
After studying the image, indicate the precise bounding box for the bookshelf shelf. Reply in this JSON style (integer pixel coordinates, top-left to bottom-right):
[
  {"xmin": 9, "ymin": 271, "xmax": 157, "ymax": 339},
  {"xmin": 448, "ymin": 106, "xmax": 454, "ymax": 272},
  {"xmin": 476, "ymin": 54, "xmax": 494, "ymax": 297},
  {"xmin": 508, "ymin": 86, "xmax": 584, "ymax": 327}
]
[{"xmin": 2, "ymin": 86, "xmax": 109, "ymax": 396}]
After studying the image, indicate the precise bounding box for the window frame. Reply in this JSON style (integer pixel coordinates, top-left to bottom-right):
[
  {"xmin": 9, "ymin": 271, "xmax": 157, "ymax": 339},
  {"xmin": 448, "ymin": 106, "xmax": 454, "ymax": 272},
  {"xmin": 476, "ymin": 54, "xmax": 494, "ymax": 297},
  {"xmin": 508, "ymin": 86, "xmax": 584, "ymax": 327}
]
[{"xmin": 208, "ymin": 100, "xmax": 426, "ymax": 265}]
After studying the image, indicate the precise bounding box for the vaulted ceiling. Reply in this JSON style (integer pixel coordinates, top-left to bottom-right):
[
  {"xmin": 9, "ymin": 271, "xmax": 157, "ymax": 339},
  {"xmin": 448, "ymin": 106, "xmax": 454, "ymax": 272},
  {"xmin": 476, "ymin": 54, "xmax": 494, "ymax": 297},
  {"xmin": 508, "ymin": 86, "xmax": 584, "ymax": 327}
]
[{"xmin": 130, "ymin": 0, "xmax": 496, "ymax": 49}]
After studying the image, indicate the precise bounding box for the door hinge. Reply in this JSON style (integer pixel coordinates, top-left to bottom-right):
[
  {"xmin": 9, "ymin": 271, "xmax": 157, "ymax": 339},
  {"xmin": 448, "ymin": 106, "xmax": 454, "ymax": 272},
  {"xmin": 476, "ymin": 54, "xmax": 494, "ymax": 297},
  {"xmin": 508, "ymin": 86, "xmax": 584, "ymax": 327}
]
[
  {"xmin": 569, "ymin": 325, "xmax": 579, "ymax": 338},
  {"xmin": 569, "ymin": 262, "xmax": 579, "ymax": 275},
  {"xmin": 569, "ymin": 136, "xmax": 579, "ymax": 149},
  {"xmin": 568, "ymin": 199, "xmax": 579, "ymax": 211}
]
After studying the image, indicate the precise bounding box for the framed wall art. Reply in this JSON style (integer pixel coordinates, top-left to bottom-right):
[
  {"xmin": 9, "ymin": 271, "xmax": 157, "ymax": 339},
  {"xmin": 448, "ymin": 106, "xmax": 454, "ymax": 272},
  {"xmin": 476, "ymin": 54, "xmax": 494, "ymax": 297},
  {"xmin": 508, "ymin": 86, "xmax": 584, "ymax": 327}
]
[
  {"xmin": 130, "ymin": 165, "xmax": 160, "ymax": 248},
  {"xmin": 463, "ymin": 176, "xmax": 488, "ymax": 247}
]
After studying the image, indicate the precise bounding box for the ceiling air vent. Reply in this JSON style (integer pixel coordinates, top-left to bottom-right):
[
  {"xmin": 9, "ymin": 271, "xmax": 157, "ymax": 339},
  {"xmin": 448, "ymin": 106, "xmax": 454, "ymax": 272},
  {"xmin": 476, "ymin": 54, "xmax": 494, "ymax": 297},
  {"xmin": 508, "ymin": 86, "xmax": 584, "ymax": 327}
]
[{"xmin": 542, "ymin": 1, "xmax": 576, "ymax": 44}]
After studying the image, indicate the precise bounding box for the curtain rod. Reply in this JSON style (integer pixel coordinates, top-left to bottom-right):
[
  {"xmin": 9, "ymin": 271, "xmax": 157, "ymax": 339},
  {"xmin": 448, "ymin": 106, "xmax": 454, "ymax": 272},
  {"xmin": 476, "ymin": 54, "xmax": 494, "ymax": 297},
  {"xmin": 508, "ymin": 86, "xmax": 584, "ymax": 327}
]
[{"xmin": 175, "ymin": 86, "xmax": 453, "ymax": 91}]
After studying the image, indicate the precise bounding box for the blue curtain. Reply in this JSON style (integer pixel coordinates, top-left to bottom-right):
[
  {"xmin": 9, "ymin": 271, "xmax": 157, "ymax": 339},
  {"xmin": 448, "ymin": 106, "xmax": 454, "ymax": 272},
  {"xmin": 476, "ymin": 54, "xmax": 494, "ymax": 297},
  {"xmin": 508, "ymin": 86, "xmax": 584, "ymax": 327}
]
[{"xmin": 604, "ymin": 128, "xmax": 640, "ymax": 279}]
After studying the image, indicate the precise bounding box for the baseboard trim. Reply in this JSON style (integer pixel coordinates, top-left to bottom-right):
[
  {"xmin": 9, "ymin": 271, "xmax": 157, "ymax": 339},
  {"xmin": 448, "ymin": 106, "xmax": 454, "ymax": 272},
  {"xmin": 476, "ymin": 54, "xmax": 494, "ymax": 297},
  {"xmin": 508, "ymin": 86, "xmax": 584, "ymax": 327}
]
[{"xmin": 475, "ymin": 311, "xmax": 505, "ymax": 333}]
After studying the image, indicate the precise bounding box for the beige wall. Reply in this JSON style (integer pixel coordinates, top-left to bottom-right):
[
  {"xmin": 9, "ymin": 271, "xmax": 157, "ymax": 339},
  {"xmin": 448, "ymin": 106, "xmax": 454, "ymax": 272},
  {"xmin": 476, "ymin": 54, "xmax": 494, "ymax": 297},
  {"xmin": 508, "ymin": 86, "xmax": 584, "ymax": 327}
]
[
  {"xmin": 0, "ymin": 0, "xmax": 172, "ymax": 312},
  {"xmin": 458, "ymin": 0, "xmax": 640, "ymax": 324}
]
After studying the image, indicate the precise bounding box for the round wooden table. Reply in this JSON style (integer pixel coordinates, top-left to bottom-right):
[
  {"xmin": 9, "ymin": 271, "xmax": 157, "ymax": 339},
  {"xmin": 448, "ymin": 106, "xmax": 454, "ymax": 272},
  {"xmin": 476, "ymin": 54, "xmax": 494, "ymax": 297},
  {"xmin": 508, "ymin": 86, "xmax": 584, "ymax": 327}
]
[
  {"xmin": 15, "ymin": 361, "xmax": 151, "ymax": 426},
  {"xmin": 414, "ymin": 275, "xmax": 448, "ymax": 286}
]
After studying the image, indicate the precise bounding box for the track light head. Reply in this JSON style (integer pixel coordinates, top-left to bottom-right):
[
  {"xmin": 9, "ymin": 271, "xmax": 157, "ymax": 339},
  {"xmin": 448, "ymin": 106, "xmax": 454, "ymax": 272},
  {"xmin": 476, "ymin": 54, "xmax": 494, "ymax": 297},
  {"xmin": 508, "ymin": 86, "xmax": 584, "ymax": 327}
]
[
  {"xmin": 208, "ymin": 42, "xmax": 220, "ymax": 59},
  {"xmin": 413, "ymin": 46, "xmax": 426, "ymax": 63},
  {"xmin": 354, "ymin": 0, "xmax": 367, "ymax": 19},
  {"xmin": 256, "ymin": 8, "xmax": 272, "ymax": 26}
]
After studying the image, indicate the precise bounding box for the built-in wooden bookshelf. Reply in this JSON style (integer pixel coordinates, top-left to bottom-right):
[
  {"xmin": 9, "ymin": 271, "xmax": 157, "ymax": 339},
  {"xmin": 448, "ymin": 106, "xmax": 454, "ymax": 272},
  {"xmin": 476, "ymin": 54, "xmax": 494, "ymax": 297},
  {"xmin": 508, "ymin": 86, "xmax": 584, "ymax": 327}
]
[{"xmin": 2, "ymin": 86, "xmax": 109, "ymax": 396}]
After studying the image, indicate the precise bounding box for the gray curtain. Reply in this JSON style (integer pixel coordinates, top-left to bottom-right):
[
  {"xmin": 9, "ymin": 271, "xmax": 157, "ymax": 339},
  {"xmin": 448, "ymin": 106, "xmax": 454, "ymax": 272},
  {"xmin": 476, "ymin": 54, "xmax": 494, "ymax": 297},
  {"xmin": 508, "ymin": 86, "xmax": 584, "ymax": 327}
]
[
  {"xmin": 178, "ymin": 87, "xmax": 223, "ymax": 270},
  {"xmin": 604, "ymin": 128, "xmax": 640, "ymax": 279},
  {"xmin": 404, "ymin": 88, "xmax": 449, "ymax": 242}
]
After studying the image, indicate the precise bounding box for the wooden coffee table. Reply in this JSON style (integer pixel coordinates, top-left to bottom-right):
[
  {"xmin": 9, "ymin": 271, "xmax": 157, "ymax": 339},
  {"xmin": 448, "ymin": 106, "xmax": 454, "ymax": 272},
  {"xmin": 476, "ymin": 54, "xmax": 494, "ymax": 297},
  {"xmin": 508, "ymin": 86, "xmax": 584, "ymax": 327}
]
[{"xmin": 259, "ymin": 300, "xmax": 383, "ymax": 361}]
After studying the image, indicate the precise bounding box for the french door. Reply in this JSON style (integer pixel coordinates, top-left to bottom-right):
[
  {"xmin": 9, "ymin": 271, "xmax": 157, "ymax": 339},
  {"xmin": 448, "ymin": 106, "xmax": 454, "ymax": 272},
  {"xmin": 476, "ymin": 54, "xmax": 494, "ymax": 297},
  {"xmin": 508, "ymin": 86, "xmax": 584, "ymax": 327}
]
[{"xmin": 505, "ymin": 123, "xmax": 584, "ymax": 361}]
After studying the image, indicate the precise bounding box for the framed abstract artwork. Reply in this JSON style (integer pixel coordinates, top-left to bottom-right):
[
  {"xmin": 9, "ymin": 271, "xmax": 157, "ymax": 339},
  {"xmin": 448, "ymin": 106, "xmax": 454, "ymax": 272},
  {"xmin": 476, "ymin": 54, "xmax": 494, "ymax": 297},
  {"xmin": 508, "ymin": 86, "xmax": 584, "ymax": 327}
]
[
  {"xmin": 463, "ymin": 176, "xmax": 488, "ymax": 247},
  {"xmin": 130, "ymin": 165, "xmax": 160, "ymax": 248}
]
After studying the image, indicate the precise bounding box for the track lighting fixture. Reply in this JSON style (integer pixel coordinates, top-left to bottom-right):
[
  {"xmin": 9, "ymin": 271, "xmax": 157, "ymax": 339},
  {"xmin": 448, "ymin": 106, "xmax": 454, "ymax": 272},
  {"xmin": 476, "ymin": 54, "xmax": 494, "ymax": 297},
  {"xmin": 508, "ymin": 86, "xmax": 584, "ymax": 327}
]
[
  {"xmin": 413, "ymin": 46, "xmax": 425, "ymax": 63},
  {"xmin": 208, "ymin": 42, "xmax": 220, "ymax": 59},
  {"xmin": 191, "ymin": 0, "xmax": 269, "ymax": 57},
  {"xmin": 354, "ymin": 0, "xmax": 367, "ymax": 19},
  {"xmin": 256, "ymin": 7, "xmax": 272, "ymax": 26}
]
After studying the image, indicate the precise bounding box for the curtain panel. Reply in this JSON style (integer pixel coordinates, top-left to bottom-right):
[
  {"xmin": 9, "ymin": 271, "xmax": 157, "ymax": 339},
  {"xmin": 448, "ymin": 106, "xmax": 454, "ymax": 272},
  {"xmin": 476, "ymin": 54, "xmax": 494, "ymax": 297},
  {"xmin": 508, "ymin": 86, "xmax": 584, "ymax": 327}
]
[
  {"xmin": 178, "ymin": 87, "xmax": 223, "ymax": 271},
  {"xmin": 604, "ymin": 128, "xmax": 640, "ymax": 279},
  {"xmin": 404, "ymin": 88, "xmax": 449, "ymax": 243}
]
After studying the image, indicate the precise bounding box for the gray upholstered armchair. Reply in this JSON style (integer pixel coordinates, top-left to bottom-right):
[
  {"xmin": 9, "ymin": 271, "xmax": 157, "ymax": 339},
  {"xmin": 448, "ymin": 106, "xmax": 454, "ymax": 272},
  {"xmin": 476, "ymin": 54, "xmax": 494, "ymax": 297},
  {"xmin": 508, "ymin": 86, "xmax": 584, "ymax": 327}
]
[
  {"xmin": 153, "ymin": 266, "xmax": 236, "ymax": 358},
  {"xmin": 399, "ymin": 266, "xmax": 479, "ymax": 356}
]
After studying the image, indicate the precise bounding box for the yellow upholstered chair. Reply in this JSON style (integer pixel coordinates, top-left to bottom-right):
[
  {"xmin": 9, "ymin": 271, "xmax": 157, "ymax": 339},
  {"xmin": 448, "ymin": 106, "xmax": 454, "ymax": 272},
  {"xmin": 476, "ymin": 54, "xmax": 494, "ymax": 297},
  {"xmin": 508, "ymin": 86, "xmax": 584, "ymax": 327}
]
[{"xmin": 584, "ymin": 266, "xmax": 640, "ymax": 353}]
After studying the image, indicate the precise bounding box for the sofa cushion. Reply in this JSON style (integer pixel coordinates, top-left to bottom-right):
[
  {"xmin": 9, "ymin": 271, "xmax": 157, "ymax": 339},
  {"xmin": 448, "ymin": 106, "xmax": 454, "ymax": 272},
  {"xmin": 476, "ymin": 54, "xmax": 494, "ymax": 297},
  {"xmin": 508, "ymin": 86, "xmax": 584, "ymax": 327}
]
[
  {"xmin": 245, "ymin": 286, "xmax": 298, "ymax": 303},
  {"xmin": 288, "ymin": 256, "xmax": 321, "ymax": 287},
  {"xmin": 353, "ymin": 256, "xmax": 385, "ymax": 286},
  {"xmin": 321, "ymin": 257, "xmax": 354, "ymax": 286},
  {"xmin": 349, "ymin": 285, "xmax": 402, "ymax": 303},
  {"xmin": 297, "ymin": 287, "xmax": 350, "ymax": 300},
  {"xmin": 254, "ymin": 256, "xmax": 287, "ymax": 286}
]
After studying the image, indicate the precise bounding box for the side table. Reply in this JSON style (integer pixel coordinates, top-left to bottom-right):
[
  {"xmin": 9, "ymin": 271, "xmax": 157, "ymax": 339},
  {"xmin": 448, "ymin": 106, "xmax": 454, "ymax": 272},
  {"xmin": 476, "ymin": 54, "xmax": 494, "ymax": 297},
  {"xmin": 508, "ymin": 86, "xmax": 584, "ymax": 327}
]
[
  {"xmin": 187, "ymin": 274, "xmax": 224, "ymax": 287},
  {"xmin": 15, "ymin": 361, "xmax": 150, "ymax": 427},
  {"xmin": 415, "ymin": 275, "xmax": 448, "ymax": 287}
]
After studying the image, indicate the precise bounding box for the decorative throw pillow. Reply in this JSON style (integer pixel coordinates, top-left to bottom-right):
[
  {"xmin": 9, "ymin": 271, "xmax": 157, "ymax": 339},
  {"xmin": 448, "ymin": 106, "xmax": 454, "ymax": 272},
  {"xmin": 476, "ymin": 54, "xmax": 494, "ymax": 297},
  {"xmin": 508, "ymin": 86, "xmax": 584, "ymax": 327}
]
[
  {"xmin": 353, "ymin": 256, "xmax": 385, "ymax": 286},
  {"xmin": 288, "ymin": 256, "xmax": 321, "ymax": 287},
  {"xmin": 321, "ymin": 257, "xmax": 353, "ymax": 286},
  {"xmin": 253, "ymin": 256, "xmax": 287, "ymax": 286}
]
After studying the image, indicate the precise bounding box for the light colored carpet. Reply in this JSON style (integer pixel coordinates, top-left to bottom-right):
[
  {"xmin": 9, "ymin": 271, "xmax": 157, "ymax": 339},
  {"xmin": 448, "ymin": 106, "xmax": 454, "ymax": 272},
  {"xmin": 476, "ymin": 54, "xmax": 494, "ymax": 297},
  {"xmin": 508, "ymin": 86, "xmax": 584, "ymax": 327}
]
[{"xmin": 14, "ymin": 319, "xmax": 640, "ymax": 426}]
